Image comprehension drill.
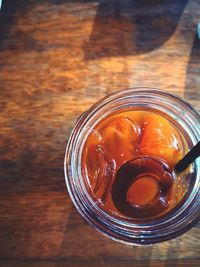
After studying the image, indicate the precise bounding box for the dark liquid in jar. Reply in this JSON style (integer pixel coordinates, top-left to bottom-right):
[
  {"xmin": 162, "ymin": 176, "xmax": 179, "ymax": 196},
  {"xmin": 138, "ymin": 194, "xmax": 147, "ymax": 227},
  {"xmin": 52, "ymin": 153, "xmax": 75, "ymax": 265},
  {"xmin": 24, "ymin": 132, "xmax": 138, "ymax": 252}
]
[{"xmin": 82, "ymin": 110, "xmax": 188, "ymax": 219}]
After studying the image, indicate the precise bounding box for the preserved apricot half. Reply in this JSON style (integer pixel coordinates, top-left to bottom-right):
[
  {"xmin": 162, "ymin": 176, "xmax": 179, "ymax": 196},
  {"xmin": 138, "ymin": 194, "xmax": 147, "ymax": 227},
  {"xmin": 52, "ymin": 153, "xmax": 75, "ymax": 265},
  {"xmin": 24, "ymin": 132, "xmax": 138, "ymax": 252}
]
[
  {"xmin": 139, "ymin": 114, "xmax": 183, "ymax": 168},
  {"xmin": 100, "ymin": 116, "xmax": 140, "ymax": 165}
]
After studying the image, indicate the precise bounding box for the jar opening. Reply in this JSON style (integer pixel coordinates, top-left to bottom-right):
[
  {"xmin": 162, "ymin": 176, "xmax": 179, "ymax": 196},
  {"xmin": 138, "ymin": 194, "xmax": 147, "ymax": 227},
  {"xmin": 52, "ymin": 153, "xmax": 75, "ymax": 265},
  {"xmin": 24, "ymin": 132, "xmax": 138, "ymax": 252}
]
[{"xmin": 65, "ymin": 88, "xmax": 200, "ymax": 245}]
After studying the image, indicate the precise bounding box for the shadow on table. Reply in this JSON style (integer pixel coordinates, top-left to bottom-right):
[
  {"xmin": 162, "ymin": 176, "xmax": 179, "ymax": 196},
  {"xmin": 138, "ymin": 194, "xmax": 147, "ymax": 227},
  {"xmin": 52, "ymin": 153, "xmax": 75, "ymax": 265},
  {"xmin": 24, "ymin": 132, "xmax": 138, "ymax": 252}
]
[
  {"xmin": 184, "ymin": 32, "xmax": 200, "ymax": 101},
  {"xmin": 0, "ymin": 0, "xmax": 188, "ymax": 57},
  {"xmin": 84, "ymin": 0, "xmax": 189, "ymax": 60},
  {"xmin": 0, "ymin": 0, "xmax": 17, "ymax": 51}
]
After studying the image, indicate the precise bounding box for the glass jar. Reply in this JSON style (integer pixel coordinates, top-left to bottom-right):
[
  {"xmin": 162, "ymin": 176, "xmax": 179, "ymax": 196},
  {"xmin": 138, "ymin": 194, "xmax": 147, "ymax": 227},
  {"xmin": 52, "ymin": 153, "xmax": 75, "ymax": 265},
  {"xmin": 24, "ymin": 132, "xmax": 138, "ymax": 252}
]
[{"xmin": 64, "ymin": 88, "xmax": 200, "ymax": 245}]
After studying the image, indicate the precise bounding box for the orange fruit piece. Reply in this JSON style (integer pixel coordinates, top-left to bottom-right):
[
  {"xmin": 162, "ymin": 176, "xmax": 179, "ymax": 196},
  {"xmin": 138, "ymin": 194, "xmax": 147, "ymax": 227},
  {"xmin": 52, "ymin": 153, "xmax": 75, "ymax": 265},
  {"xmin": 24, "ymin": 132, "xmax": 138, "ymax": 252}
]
[
  {"xmin": 139, "ymin": 113, "xmax": 183, "ymax": 168},
  {"xmin": 100, "ymin": 116, "xmax": 140, "ymax": 166},
  {"xmin": 127, "ymin": 176, "xmax": 159, "ymax": 207}
]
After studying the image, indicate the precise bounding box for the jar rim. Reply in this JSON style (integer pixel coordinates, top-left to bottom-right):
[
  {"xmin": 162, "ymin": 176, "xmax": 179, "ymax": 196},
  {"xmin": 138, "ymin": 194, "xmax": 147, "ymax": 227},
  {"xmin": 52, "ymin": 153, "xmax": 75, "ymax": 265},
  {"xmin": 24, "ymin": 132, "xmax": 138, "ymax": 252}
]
[{"xmin": 64, "ymin": 87, "xmax": 200, "ymax": 245}]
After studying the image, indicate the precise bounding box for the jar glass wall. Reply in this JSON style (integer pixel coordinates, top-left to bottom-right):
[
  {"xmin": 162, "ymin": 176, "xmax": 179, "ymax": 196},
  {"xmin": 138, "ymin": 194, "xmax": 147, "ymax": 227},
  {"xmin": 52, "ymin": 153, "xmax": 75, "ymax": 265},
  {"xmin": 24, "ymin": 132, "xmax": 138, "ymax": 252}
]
[{"xmin": 64, "ymin": 88, "xmax": 200, "ymax": 245}]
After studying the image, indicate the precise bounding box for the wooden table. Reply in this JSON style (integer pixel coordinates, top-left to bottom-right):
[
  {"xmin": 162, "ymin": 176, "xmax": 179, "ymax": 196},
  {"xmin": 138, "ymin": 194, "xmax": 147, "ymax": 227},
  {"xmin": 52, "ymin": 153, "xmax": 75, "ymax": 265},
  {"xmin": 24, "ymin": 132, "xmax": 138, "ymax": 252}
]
[{"xmin": 0, "ymin": 0, "xmax": 200, "ymax": 266}]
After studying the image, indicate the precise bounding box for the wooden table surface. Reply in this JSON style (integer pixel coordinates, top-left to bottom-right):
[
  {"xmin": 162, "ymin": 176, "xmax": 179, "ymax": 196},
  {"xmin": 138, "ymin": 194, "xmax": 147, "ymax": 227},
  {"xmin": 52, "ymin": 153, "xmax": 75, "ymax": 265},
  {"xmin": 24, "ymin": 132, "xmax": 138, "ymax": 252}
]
[{"xmin": 0, "ymin": 0, "xmax": 200, "ymax": 266}]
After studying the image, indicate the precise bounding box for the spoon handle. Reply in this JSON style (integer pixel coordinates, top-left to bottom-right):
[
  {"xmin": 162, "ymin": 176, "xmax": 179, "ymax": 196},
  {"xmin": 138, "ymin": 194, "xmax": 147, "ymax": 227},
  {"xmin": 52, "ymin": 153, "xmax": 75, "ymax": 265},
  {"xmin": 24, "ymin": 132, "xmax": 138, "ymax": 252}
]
[{"xmin": 175, "ymin": 142, "xmax": 200, "ymax": 173}]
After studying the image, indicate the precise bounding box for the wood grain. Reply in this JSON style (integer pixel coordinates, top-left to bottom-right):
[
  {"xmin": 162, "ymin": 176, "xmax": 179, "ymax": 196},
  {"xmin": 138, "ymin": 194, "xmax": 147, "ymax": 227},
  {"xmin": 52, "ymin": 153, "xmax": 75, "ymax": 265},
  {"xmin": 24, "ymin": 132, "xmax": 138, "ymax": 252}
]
[
  {"xmin": 1, "ymin": 259, "xmax": 200, "ymax": 267},
  {"xmin": 0, "ymin": 0, "xmax": 200, "ymax": 266}
]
